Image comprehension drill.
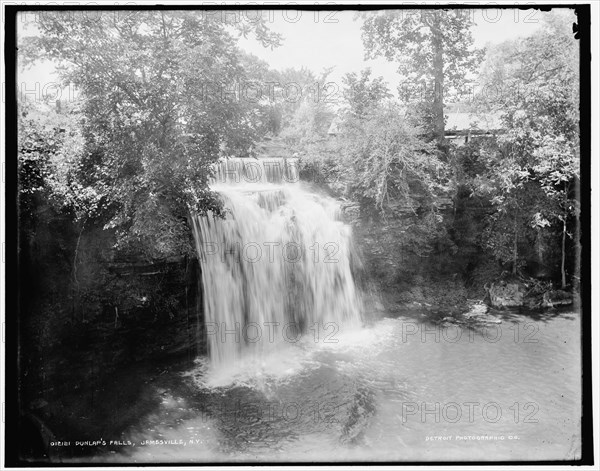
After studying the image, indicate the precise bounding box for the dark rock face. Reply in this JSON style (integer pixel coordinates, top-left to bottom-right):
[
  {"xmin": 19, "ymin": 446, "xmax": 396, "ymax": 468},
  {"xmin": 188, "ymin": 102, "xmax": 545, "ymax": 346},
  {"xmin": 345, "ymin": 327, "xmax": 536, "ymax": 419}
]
[
  {"xmin": 21, "ymin": 253, "xmax": 204, "ymax": 397},
  {"xmin": 18, "ymin": 215, "xmax": 205, "ymax": 448},
  {"xmin": 343, "ymin": 204, "xmax": 473, "ymax": 316}
]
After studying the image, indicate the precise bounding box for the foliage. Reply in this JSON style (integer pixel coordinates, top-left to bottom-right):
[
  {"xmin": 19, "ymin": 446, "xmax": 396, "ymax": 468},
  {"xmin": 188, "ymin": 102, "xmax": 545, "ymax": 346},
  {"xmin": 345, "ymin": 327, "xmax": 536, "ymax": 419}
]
[
  {"xmin": 21, "ymin": 11, "xmax": 280, "ymax": 258},
  {"xmin": 468, "ymin": 10, "xmax": 580, "ymax": 282},
  {"xmin": 283, "ymin": 67, "xmax": 452, "ymax": 267},
  {"xmin": 338, "ymin": 103, "xmax": 444, "ymax": 215},
  {"xmin": 280, "ymin": 100, "xmax": 334, "ymax": 151},
  {"xmin": 342, "ymin": 68, "xmax": 391, "ymax": 118},
  {"xmin": 360, "ymin": 9, "xmax": 484, "ymax": 139},
  {"xmin": 271, "ymin": 66, "xmax": 323, "ymax": 132},
  {"xmin": 18, "ymin": 99, "xmax": 88, "ymax": 222},
  {"xmin": 18, "ymin": 8, "xmax": 582, "ymax": 293},
  {"xmin": 290, "ymin": 68, "xmax": 448, "ymax": 215}
]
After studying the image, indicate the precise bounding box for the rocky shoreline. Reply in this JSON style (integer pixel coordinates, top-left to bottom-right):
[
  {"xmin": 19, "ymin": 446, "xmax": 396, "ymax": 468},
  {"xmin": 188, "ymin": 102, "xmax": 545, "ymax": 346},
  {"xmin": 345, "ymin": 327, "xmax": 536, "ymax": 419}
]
[{"xmin": 367, "ymin": 278, "xmax": 575, "ymax": 328}]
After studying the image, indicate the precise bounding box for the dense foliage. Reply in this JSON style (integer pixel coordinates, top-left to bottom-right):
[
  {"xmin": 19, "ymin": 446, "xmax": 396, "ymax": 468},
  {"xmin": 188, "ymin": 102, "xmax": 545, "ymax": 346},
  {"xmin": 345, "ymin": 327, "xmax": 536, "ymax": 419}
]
[
  {"xmin": 468, "ymin": 12, "xmax": 580, "ymax": 286},
  {"xmin": 19, "ymin": 8, "xmax": 581, "ymax": 290},
  {"xmin": 282, "ymin": 9, "xmax": 581, "ymax": 292},
  {"xmin": 21, "ymin": 11, "xmax": 280, "ymax": 258}
]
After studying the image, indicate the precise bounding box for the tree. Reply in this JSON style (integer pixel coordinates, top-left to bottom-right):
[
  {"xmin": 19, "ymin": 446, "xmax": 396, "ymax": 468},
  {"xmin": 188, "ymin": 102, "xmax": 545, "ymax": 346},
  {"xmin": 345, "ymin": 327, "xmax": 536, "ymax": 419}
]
[
  {"xmin": 360, "ymin": 9, "xmax": 484, "ymax": 141},
  {"xmin": 278, "ymin": 68, "xmax": 335, "ymax": 153},
  {"xmin": 472, "ymin": 10, "xmax": 580, "ymax": 286},
  {"xmin": 339, "ymin": 103, "xmax": 443, "ymax": 216},
  {"xmin": 271, "ymin": 66, "xmax": 322, "ymax": 132},
  {"xmin": 474, "ymin": 140, "xmax": 547, "ymax": 276},
  {"xmin": 21, "ymin": 11, "xmax": 280, "ymax": 257},
  {"xmin": 342, "ymin": 68, "xmax": 391, "ymax": 118}
]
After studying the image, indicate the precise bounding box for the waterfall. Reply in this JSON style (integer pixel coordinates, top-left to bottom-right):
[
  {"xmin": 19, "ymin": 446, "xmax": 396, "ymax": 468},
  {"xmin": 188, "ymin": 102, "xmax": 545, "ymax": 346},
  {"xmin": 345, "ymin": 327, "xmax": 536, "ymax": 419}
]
[{"xmin": 191, "ymin": 158, "xmax": 362, "ymax": 368}]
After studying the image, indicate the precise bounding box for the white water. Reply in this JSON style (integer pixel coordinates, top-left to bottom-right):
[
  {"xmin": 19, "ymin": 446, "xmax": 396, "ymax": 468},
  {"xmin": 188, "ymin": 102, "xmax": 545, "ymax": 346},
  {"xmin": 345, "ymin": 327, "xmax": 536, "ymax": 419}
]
[{"xmin": 191, "ymin": 158, "xmax": 363, "ymax": 372}]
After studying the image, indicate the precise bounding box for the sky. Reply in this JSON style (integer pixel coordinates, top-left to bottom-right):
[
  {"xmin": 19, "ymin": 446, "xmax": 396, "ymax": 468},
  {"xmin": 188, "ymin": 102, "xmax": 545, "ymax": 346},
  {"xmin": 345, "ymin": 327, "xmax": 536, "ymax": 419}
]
[
  {"xmin": 17, "ymin": 7, "xmax": 570, "ymax": 101},
  {"xmin": 236, "ymin": 8, "xmax": 546, "ymax": 87}
]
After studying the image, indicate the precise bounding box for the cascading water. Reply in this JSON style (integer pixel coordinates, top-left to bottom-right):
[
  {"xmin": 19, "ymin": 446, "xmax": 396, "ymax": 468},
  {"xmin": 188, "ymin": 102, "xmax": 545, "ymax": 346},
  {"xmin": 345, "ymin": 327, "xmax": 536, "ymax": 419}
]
[{"xmin": 191, "ymin": 157, "xmax": 363, "ymax": 369}]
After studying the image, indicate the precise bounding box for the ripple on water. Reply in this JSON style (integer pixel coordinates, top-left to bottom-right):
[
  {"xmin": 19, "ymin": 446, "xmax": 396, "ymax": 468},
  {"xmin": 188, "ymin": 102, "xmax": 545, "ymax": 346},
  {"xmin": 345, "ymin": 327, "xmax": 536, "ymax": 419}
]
[{"xmin": 119, "ymin": 313, "xmax": 580, "ymax": 463}]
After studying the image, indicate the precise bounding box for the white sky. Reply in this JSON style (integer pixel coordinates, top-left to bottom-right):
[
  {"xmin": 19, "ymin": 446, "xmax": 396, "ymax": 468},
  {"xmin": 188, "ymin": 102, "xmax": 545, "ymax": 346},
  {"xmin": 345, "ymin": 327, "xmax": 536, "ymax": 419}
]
[
  {"xmin": 237, "ymin": 8, "xmax": 546, "ymax": 87},
  {"xmin": 17, "ymin": 7, "xmax": 566, "ymax": 99}
]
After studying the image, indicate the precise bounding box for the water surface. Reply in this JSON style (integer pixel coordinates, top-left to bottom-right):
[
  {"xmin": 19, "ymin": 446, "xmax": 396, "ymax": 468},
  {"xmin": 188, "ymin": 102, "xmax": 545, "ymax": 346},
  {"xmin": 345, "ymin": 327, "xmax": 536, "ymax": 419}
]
[{"xmin": 105, "ymin": 310, "xmax": 581, "ymax": 463}]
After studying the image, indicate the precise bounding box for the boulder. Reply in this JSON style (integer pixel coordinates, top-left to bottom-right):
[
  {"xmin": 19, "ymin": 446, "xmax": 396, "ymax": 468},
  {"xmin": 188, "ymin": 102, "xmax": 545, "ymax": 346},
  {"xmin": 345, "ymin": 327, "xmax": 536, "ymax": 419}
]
[
  {"xmin": 340, "ymin": 202, "xmax": 361, "ymax": 225},
  {"xmin": 541, "ymin": 289, "xmax": 573, "ymax": 308},
  {"xmin": 462, "ymin": 301, "xmax": 502, "ymax": 324},
  {"xmin": 463, "ymin": 301, "xmax": 488, "ymax": 318},
  {"xmin": 487, "ymin": 282, "xmax": 524, "ymax": 308}
]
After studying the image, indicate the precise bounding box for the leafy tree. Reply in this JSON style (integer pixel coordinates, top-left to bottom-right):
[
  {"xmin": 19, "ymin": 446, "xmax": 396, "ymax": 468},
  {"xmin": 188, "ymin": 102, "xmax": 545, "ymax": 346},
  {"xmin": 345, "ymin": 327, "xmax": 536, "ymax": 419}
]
[
  {"xmin": 339, "ymin": 103, "xmax": 443, "ymax": 215},
  {"xmin": 18, "ymin": 101, "xmax": 65, "ymax": 221},
  {"xmin": 271, "ymin": 66, "xmax": 322, "ymax": 131},
  {"xmin": 278, "ymin": 68, "xmax": 336, "ymax": 168},
  {"xmin": 474, "ymin": 142, "xmax": 546, "ymax": 275},
  {"xmin": 342, "ymin": 68, "xmax": 391, "ymax": 118},
  {"xmin": 281, "ymin": 66, "xmax": 448, "ymax": 224},
  {"xmin": 360, "ymin": 9, "xmax": 484, "ymax": 140},
  {"xmin": 471, "ymin": 10, "xmax": 580, "ymax": 286},
  {"xmin": 21, "ymin": 11, "xmax": 280, "ymax": 258}
]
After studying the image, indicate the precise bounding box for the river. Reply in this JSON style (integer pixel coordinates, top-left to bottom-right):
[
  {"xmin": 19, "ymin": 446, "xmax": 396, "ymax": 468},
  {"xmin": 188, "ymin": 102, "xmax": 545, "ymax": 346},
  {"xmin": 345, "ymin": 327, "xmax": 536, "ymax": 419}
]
[{"xmin": 93, "ymin": 309, "xmax": 581, "ymax": 463}]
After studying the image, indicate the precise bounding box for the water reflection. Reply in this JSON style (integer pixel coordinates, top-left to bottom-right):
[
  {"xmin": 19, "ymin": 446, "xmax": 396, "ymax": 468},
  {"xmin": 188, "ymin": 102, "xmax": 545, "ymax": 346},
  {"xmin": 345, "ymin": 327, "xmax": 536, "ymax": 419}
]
[{"xmin": 107, "ymin": 312, "xmax": 581, "ymax": 463}]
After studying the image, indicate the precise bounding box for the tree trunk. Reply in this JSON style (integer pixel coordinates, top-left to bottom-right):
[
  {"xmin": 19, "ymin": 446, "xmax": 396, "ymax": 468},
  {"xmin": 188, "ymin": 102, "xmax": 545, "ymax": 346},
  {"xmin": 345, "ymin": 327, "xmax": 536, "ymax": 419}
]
[
  {"xmin": 561, "ymin": 216, "xmax": 567, "ymax": 289},
  {"xmin": 560, "ymin": 181, "xmax": 570, "ymax": 290},
  {"xmin": 512, "ymin": 215, "xmax": 518, "ymax": 275},
  {"xmin": 573, "ymin": 202, "xmax": 581, "ymax": 294},
  {"xmin": 536, "ymin": 227, "xmax": 543, "ymax": 264},
  {"xmin": 431, "ymin": 13, "xmax": 445, "ymax": 142},
  {"xmin": 570, "ymin": 179, "xmax": 580, "ymax": 295},
  {"xmin": 72, "ymin": 219, "xmax": 86, "ymax": 322}
]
